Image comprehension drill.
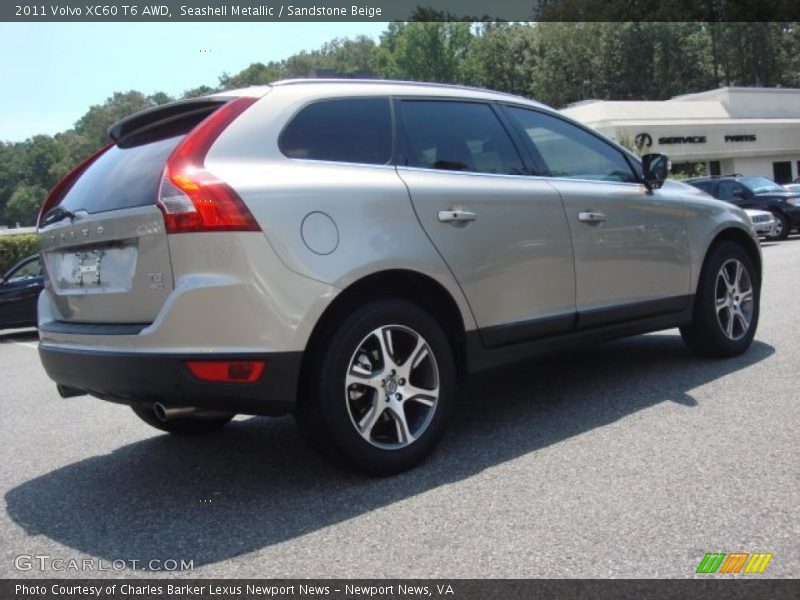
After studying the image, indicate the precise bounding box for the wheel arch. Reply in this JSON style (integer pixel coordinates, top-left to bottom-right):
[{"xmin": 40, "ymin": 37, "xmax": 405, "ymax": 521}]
[
  {"xmin": 300, "ymin": 269, "xmax": 470, "ymax": 387},
  {"xmin": 699, "ymin": 226, "xmax": 762, "ymax": 289}
]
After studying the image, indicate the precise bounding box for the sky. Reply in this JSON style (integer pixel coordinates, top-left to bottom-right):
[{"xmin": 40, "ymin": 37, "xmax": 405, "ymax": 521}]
[{"xmin": 0, "ymin": 22, "xmax": 388, "ymax": 142}]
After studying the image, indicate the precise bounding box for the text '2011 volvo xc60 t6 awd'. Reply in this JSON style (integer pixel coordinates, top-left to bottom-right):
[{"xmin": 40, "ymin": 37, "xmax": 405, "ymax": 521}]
[{"xmin": 36, "ymin": 80, "xmax": 761, "ymax": 474}]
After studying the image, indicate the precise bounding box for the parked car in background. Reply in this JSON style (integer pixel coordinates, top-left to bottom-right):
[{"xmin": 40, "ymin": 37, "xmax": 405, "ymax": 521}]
[
  {"xmin": 685, "ymin": 174, "xmax": 800, "ymax": 240},
  {"xmin": 36, "ymin": 80, "xmax": 762, "ymax": 474},
  {"xmin": 0, "ymin": 254, "xmax": 42, "ymax": 329},
  {"xmin": 744, "ymin": 209, "xmax": 778, "ymax": 239},
  {"xmin": 783, "ymin": 183, "xmax": 800, "ymax": 194}
]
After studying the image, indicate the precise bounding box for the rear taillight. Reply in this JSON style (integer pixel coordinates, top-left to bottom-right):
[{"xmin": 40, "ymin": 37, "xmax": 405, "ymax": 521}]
[
  {"xmin": 37, "ymin": 143, "xmax": 112, "ymax": 228},
  {"xmin": 158, "ymin": 96, "xmax": 260, "ymax": 234}
]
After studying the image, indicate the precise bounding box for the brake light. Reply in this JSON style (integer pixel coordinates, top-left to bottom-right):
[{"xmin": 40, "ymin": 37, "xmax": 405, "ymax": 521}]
[
  {"xmin": 37, "ymin": 143, "xmax": 112, "ymax": 228},
  {"xmin": 158, "ymin": 96, "xmax": 260, "ymax": 233},
  {"xmin": 185, "ymin": 360, "xmax": 265, "ymax": 383}
]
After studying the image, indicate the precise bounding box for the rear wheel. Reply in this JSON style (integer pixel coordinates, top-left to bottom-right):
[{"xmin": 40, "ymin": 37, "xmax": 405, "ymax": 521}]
[
  {"xmin": 680, "ymin": 241, "xmax": 759, "ymax": 358},
  {"xmin": 296, "ymin": 299, "xmax": 456, "ymax": 475},
  {"xmin": 131, "ymin": 405, "xmax": 233, "ymax": 435}
]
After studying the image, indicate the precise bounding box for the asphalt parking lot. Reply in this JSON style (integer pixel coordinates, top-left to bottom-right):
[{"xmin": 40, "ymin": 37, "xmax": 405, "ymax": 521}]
[{"xmin": 1, "ymin": 239, "xmax": 798, "ymax": 579}]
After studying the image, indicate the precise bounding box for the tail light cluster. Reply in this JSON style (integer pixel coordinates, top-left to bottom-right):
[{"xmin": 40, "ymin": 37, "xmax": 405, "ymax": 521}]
[{"xmin": 158, "ymin": 96, "xmax": 261, "ymax": 234}]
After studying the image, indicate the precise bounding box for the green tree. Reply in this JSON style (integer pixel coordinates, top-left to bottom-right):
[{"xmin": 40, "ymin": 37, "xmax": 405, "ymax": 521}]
[
  {"xmin": 5, "ymin": 184, "xmax": 47, "ymax": 226},
  {"xmin": 530, "ymin": 23, "xmax": 607, "ymax": 107},
  {"xmin": 712, "ymin": 22, "xmax": 792, "ymax": 87},
  {"xmin": 465, "ymin": 23, "xmax": 538, "ymax": 96},
  {"xmin": 0, "ymin": 142, "xmax": 27, "ymax": 217},
  {"xmin": 374, "ymin": 22, "xmax": 474, "ymax": 83},
  {"xmin": 218, "ymin": 61, "xmax": 285, "ymax": 88},
  {"xmin": 182, "ymin": 84, "xmax": 217, "ymax": 99},
  {"xmin": 72, "ymin": 90, "xmax": 173, "ymax": 152}
]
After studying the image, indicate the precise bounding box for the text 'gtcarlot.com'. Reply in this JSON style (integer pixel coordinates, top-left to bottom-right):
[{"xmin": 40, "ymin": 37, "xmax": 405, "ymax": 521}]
[{"xmin": 14, "ymin": 554, "xmax": 193, "ymax": 571}]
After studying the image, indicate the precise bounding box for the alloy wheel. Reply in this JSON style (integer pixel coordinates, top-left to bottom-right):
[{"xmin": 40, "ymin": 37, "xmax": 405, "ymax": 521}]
[
  {"xmin": 714, "ymin": 258, "xmax": 754, "ymax": 341},
  {"xmin": 344, "ymin": 325, "xmax": 439, "ymax": 449}
]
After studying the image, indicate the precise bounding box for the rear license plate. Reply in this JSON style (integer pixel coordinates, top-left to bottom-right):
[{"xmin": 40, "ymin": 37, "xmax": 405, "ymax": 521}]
[{"xmin": 68, "ymin": 250, "xmax": 103, "ymax": 286}]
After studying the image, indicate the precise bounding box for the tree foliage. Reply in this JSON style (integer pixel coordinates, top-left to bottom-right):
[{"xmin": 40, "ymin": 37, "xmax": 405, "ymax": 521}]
[
  {"xmin": 2, "ymin": 21, "xmax": 800, "ymax": 226},
  {"xmin": 5, "ymin": 184, "xmax": 47, "ymax": 227}
]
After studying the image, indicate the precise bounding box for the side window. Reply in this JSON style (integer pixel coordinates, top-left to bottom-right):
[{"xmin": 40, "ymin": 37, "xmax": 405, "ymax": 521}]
[
  {"xmin": 505, "ymin": 106, "xmax": 637, "ymax": 183},
  {"xmin": 692, "ymin": 181, "xmax": 714, "ymax": 194},
  {"xmin": 279, "ymin": 97, "xmax": 392, "ymax": 165},
  {"xmin": 718, "ymin": 181, "xmax": 747, "ymax": 201},
  {"xmin": 399, "ymin": 101, "xmax": 525, "ymax": 175},
  {"xmin": 7, "ymin": 258, "xmax": 41, "ymax": 282}
]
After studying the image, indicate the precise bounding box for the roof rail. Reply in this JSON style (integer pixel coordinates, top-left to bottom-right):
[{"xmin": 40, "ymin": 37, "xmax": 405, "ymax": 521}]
[{"xmin": 269, "ymin": 78, "xmax": 530, "ymax": 101}]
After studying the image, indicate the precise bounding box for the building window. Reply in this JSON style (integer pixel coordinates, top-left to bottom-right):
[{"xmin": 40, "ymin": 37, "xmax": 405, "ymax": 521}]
[
  {"xmin": 709, "ymin": 161, "xmax": 721, "ymax": 176},
  {"xmin": 772, "ymin": 161, "xmax": 792, "ymax": 184},
  {"xmin": 671, "ymin": 161, "xmax": 707, "ymax": 178}
]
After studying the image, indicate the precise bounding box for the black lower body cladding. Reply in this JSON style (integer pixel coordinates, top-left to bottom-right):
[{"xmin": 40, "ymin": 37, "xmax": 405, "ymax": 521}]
[{"xmin": 38, "ymin": 345, "xmax": 303, "ymax": 416}]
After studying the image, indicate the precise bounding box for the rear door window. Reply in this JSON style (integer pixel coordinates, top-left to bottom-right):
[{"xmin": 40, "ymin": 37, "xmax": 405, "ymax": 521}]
[
  {"xmin": 279, "ymin": 97, "xmax": 392, "ymax": 165},
  {"xmin": 398, "ymin": 100, "xmax": 526, "ymax": 175}
]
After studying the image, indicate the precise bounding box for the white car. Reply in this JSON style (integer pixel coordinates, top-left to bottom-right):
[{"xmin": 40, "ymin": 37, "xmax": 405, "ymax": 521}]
[{"xmin": 745, "ymin": 209, "xmax": 778, "ymax": 238}]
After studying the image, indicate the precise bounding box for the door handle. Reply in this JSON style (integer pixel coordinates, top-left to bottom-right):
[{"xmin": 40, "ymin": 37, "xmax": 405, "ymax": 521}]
[
  {"xmin": 578, "ymin": 211, "xmax": 607, "ymax": 223},
  {"xmin": 439, "ymin": 209, "xmax": 477, "ymax": 224}
]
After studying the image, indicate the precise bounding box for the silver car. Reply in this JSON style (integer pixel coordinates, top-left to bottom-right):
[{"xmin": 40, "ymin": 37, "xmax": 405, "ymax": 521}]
[
  {"xmin": 36, "ymin": 80, "xmax": 762, "ymax": 474},
  {"xmin": 745, "ymin": 208, "xmax": 778, "ymax": 238}
]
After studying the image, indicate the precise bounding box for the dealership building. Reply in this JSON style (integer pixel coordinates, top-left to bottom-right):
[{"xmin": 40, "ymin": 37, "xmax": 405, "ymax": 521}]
[{"xmin": 561, "ymin": 87, "xmax": 800, "ymax": 183}]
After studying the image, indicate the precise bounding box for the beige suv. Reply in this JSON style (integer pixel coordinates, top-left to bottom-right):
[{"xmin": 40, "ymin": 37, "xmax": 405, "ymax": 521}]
[{"xmin": 37, "ymin": 80, "xmax": 761, "ymax": 474}]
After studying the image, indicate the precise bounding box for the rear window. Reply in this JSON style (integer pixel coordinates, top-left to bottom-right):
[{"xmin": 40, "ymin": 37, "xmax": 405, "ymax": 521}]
[
  {"xmin": 279, "ymin": 97, "xmax": 392, "ymax": 165},
  {"xmin": 58, "ymin": 134, "xmax": 183, "ymax": 214}
]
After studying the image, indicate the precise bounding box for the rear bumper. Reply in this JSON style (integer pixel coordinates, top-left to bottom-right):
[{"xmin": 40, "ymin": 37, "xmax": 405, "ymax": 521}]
[{"xmin": 39, "ymin": 344, "xmax": 302, "ymax": 416}]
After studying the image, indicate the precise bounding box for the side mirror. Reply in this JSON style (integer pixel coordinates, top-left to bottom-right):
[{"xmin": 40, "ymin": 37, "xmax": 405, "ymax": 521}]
[{"xmin": 641, "ymin": 153, "xmax": 670, "ymax": 190}]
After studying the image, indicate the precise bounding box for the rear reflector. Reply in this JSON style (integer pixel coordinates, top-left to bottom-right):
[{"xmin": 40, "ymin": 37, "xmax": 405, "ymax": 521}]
[
  {"xmin": 158, "ymin": 96, "xmax": 260, "ymax": 233},
  {"xmin": 185, "ymin": 360, "xmax": 265, "ymax": 383},
  {"xmin": 37, "ymin": 143, "xmax": 112, "ymax": 228}
]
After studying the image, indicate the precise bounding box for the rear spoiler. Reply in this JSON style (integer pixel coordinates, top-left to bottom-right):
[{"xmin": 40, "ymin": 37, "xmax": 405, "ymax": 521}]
[{"xmin": 108, "ymin": 98, "xmax": 229, "ymax": 143}]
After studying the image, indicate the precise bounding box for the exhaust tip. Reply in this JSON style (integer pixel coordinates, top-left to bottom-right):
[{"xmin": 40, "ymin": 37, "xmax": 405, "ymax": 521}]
[
  {"xmin": 57, "ymin": 384, "xmax": 86, "ymax": 399},
  {"xmin": 153, "ymin": 402, "xmax": 169, "ymax": 422}
]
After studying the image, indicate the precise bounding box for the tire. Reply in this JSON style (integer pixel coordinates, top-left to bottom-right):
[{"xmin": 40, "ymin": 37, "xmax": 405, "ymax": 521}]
[
  {"xmin": 680, "ymin": 241, "xmax": 759, "ymax": 358},
  {"xmin": 295, "ymin": 298, "xmax": 456, "ymax": 475},
  {"xmin": 131, "ymin": 405, "xmax": 233, "ymax": 435},
  {"xmin": 766, "ymin": 211, "xmax": 789, "ymax": 240}
]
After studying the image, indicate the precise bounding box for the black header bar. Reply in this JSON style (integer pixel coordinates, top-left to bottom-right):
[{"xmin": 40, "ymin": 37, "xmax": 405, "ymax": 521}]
[{"xmin": 3, "ymin": 0, "xmax": 800, "ymax": 22}]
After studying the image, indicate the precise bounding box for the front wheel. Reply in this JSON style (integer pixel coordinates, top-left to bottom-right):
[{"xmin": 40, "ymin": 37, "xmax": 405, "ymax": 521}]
[
  {"xmin": 296, "ymin": 299, "xmax": 456, "ymax": 475},
  {"xmin": 680, "ymin": 241, "xmax": 760, "ymax": 358},
  {"xmin": 765, "ymin": 211, "xmax": 789, "ymax": 241}
]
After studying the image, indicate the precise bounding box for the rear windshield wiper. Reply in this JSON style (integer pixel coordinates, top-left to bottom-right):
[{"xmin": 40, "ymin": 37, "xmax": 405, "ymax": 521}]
[{"xmin": 40, "ymin": 206, "xmax": 76, "ymax": 227}]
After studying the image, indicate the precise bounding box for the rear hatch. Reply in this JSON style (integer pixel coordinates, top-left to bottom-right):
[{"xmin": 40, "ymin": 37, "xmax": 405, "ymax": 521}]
[{"xmin": 37, "ymin": 97, "xmax": 248, "ymax": 325}]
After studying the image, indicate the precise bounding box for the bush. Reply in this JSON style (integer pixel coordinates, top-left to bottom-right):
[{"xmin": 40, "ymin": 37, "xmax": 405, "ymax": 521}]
[{"xmin": 0, "ymin": 233, "xmax": 39, "ymax": 274}]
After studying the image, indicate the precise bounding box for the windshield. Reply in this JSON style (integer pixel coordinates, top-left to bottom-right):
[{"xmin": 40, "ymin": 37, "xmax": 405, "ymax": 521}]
[{"xmin": 740, "ymin": 176, "xmax": 785, "ymax": 194}]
